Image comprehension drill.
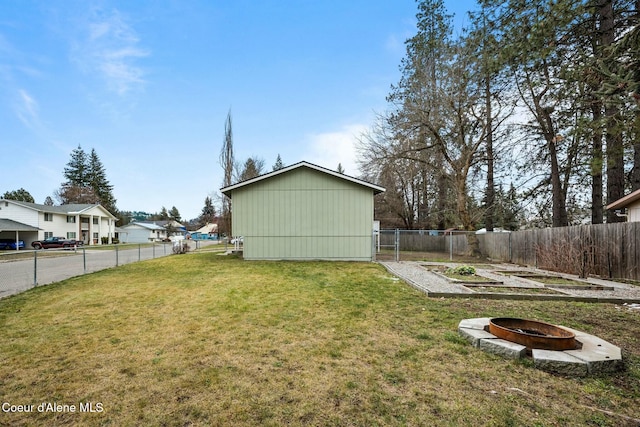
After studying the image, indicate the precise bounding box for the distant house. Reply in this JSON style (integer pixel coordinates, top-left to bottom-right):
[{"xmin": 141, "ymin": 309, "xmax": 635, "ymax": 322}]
[
  {"xmin": 0, "ymin": 199, "xmax": 117, "ymax": 246},
  {"xmin": 606, "ymin": 188, "xmax": 640, "ymax": 222},
  {"xmin": 220, "ymin": 161, "xmax": 385, "ymax": 261},
  {"xmin": 190, "ymin": 223, "xmax": 218, "ymax": 240},
  {"xmin": 118, "ymin": 222, "xmax": 169, "ymax": 243}
]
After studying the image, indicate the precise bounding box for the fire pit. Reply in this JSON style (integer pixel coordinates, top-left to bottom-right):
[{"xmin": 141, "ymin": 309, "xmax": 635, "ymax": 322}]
[
  {"xmin": 489, "ymin": 318, "xmax": 577, "ymax": 351},
  {"xmin": 459, "ymin": 317, "xmax": 623, "ymax": 376}
]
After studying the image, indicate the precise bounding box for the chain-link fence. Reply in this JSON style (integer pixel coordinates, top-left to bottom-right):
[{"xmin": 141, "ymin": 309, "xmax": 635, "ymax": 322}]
[
  {"xmin": 374, "ymin": 229, "xmax": 490, "ymax": 262},
  {"xmin": 0, "ymin": 240, "xmax": 216, "ymax": 299}
]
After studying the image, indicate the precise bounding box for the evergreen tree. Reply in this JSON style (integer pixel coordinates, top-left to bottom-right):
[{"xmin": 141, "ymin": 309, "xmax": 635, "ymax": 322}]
[
  {"xmin": 198, "ymin": 196, "xmax": 216, "ymax": 227},
  {"xmin": 272, "ymin": 154, "xmax": 285, "ymax": 171},
  {"xmin": 336, "ymin": 163, "xmax": 345, "ymax": 174},
  {"xmin": 44, "ymin": 196, "xmax": 54, "ymax": 206},
  {"xmin": 238, "ymin": 157, "xmax": 265, "ymax": 181},
  {"xmin": 160, "ymin": 206, "xmax": 169, "ymax": 220},
  {"xmin": 87, "ymin": 149, "xmax": 117, "ymax": 214},
  {"xmin": 2, "ymin": 188, "xmax": 34, "ymax": 202},
  {"xmin": 58, "ymin": 145, "xmax": 117, "ymax": 213},
  {"xmin": 63, "ymin": 145, "xmax": 89, "ymax": 186},
  {"xmin": 169, "ymin": 206, "xmax": 182, "ymax": 222}
]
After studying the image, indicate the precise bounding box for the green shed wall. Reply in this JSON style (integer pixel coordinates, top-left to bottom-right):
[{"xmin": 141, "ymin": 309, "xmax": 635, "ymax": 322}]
[{"xmin": 231, "ymin": 167, "xmax": 374, "ymax": 260}]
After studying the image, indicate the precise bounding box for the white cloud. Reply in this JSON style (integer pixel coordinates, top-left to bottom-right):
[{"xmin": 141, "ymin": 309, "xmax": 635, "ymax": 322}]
[
  {"xmin": 15, "ymin": 89, "xmax": 40, "ymax": 128},
  {"xmin": 303, "ymin": 124, "xmax": 368, "ymax": 177},
  {"xmin": 72, "ymin": 8, "xmax": 149, "ymax": 96}
]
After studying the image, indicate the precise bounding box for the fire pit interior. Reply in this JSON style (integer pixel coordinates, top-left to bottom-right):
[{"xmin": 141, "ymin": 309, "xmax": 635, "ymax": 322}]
[{"xmin": 488, "ymin": 317, "xmax": 577, "ymax": 351}]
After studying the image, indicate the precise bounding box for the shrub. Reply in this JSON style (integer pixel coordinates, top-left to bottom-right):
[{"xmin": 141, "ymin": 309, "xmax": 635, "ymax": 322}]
[{"xmin": 447, "ymin": 265, "xmax": 476, "ymax": 276}]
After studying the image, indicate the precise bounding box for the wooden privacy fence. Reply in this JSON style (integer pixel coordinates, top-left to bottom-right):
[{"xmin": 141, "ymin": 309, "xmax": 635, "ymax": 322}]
[
  {"xmin": 380, "ymin": 223, "xmax": 640, "ymax": 281},
  {"xmin": 482, "ymin": 222, "xmax": 640, "ymax": 281}
]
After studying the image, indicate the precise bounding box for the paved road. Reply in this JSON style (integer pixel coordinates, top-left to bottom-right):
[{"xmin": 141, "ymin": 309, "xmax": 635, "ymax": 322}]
[{"xmin": 0, "ymin": 240, "xmax": 220, "ymax": 299}]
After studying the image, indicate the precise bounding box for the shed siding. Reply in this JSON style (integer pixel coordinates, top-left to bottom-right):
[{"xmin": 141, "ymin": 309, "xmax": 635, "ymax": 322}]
[{"xmin": 232, "ymin": 168, "xmax": 374, "ymax": 260}]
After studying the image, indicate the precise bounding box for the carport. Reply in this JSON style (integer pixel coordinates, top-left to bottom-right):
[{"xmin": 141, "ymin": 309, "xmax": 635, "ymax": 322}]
[{"xmin": 0, "ymin": 219, "xmax": 40, "ymax": 250}]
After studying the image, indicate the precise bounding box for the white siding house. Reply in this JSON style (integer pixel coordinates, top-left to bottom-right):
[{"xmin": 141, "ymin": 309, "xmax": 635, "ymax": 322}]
[
  {"xmin": 118, "ymin": 222, "xmax": 168, "ymax": 243},
  {"xmin": 606, "ymin": 188, "xmax": 640, "ymax": 222},
  {"xmin": 0, "ymin": 199, "xmax": 118, "ymax": 246}
]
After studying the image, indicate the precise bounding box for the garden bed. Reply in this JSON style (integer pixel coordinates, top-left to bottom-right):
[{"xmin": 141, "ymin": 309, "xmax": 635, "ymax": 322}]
[{"xmin": 464, "ymin": 285, "xmax": 566, "ymax": 295}]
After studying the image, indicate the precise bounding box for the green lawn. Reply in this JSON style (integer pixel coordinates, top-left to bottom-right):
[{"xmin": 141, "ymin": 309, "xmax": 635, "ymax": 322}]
[{"xmin": 1, "ymin": 254, "xmax": 639, "ymax": 426}]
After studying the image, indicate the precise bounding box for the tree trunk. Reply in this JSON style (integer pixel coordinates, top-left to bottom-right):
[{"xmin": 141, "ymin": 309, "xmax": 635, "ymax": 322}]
[
  {"xmin": 591, "ymin": 103, "xmax": 604, "ymax": 223},
  {"xmin": 485, "ymin": 76, "xmax": 495, "ymax": 231},
  {"xmin": 549, "ymin": 135, "xmax": 569, "ymax": 227},
  {"xmin": 598, "ymin": 0, "xmax": 625, "ymax": 222},
  {"xmin": 455, "ymin": 170, "xmax": 481, "ymax": 257}
]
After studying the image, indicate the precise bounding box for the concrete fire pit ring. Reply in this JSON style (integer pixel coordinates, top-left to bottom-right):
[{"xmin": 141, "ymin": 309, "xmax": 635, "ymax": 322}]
[{"xmin": 458, "ymin": 317, "xmax": 624, "ymax": 376}]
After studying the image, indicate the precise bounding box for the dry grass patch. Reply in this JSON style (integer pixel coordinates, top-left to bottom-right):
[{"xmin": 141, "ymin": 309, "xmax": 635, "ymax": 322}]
[{"xmin": 0, "ymin": 254, "xmax": 639, "ymax": 426}]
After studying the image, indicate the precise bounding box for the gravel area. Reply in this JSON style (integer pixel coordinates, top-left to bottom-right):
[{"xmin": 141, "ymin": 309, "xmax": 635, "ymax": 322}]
[
  {"xmin": 380, "ymin": 261, "xmax": 640, "ymax": 302},
  {"xmin": 380, "ymin": 261, "xmax": 473, "ymax": 294}
]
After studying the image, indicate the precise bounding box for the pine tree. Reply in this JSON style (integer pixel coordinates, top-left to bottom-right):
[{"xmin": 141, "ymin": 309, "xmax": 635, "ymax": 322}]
[
  {"xmin": 63, "ymin": 145, "xmax": 88, "ymax": 186},
  {"xmin": 58, "ymin": 145, "xmax": 117, "ymax": 212},
  {"xmin": 2, "ymin": 188, "xmax": 35, "ymax": 202},
  {"xmin": 198, "ymin": 197, "xmax": 216, "ymax": 228},
  {"xmin": 272, "ymin": 154, "xmax": 285, "ymax": 171},
  {"xmin": 87, "ymin": 149, "xmax": 117, "ymax": 214},
  {"xmin": 169, "ymin": 206, "xmax": 181, "ymax": 222},
  {"xmin": 160, "ymin": 206, "xmax": 169, "ymax": 220}
]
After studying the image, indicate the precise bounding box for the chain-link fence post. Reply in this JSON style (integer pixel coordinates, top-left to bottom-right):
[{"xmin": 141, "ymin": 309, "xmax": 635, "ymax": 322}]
[
  {"xmin": 449, "ymin": 232, "xmax": 453, "ymax": 261},
  {"xmin": 395, "ymin": 229, "xmax": 400, "ymax": 262},
  {"xmin": 33, "ymin": 250, "xmax": 38, "ymax": 287}
]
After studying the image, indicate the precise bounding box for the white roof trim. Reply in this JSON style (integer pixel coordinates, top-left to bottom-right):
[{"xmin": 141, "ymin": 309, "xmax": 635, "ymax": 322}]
[{"xmin": 220, "ymin": 161, "xmax": 385, "ymax": 197}]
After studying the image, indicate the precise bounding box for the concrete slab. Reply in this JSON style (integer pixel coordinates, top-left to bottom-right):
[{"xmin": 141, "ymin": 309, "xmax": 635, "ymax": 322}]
[
  {"xmin": 479, "ymin": 338, "xmax": 527, "ymax": 359},
  {"xmin": 533, "ymin": 349, "xmax": 589, "ymax": 376},
  {"xmin": 561, "ymin": 326, "xmax": 624, "ymax": 374},
  {"xmin": 458, "ymin": 327, "xmax": 497, "ymax": 347},
  {"xmin": 458, "ymin": 317, "xmax": 491, "ymax": 331}
]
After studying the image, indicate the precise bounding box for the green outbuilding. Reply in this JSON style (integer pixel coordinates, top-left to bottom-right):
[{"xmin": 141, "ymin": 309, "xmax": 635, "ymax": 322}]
[{"xmin": 220, "ymin": 161, "xmax": 385, "ymax": 261}]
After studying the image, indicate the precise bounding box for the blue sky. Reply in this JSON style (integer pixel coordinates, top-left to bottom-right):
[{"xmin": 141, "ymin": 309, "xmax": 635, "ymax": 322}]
[{"xmin": 1, "ymin": 0, "xmax": 478, "ymax": 221}]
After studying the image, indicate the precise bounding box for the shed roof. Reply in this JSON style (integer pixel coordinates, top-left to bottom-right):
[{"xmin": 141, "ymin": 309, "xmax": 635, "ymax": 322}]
[
  {"xmin": 0, "ymin": 219, "xmax": 40, "ymax": 232},
  {"xmin": 220, "ymin": 161, "xmax": 385, "ymax": 197},
  {"xmin": 606, "ymin": 188, "xmax": 640, "ymax": 210}
]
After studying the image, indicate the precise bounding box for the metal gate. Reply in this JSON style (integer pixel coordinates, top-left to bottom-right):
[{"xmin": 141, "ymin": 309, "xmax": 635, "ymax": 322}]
[{"xmin": 374, "ymin": 229, "xmax": 400, "ymax": 261}]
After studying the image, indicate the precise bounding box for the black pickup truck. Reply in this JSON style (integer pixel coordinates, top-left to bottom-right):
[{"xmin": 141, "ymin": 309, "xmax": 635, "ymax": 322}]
[{"xmin": 31, "ymin": 237, "xmax": 84, "ymax": 249}]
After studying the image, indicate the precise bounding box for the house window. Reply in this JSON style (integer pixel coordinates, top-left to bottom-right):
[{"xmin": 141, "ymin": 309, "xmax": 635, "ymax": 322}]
[
  {"xmin": 67, "ymin": 232, "xmax": 77, "ymax": 239},
  {"xmin": 93, "ymin": 232, "xmax": 99, "ymax": 240},
  {"xmin": 93, "ymin": 218, "xmax": 99, "ymax": 225},
  {"xmin": 44, "ymin": 213, "xmax": 53, "ymax": 221},
  {"xmin": 67, "ymin": 216, "xmax": 76, "ymax": 223},
  {"xmin": 44, "ymin": 232, "xmax": 53, "ymax": 239}
]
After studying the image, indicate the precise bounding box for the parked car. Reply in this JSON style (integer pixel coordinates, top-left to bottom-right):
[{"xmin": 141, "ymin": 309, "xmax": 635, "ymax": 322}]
[
  {"xmin": 0, "ymin": 239, "xmax": 25, "ymax": 250},
  {"xmin": 31, "ymin": 237, "xmax": 84, "ymax": 249}
]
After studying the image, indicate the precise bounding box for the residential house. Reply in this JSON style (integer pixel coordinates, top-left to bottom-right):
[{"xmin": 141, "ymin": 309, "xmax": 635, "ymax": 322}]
[
  {"xmin": 190, "ymin": 223, "xmax": 218, "ymax": 240},
  {"xmin": 606, "ymin": 188, "xmax": 640, "ymax": 222},
  {"xmin": 117, "ymin": 222, "xmax": 168, "ymax": 243},
  {"xmin": 0, "ymin": 199, "xmax": 117, "ymax": 246}
]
